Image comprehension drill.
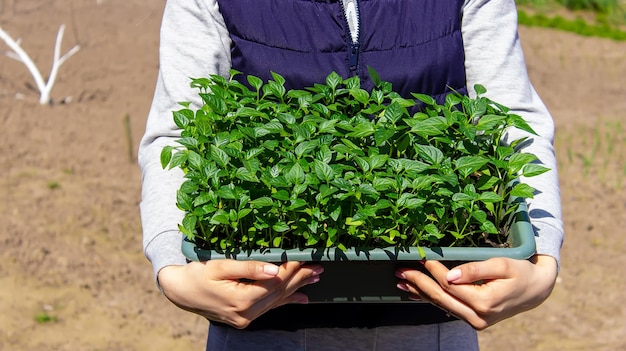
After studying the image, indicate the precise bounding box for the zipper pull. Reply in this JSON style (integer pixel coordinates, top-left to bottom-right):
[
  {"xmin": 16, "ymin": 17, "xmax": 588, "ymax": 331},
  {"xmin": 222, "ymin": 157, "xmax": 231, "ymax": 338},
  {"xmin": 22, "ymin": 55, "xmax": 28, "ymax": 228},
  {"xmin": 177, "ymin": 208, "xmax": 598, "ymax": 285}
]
[{"xmin": 349, "ymin": 43, "xmax": 360, "ymax": 72}]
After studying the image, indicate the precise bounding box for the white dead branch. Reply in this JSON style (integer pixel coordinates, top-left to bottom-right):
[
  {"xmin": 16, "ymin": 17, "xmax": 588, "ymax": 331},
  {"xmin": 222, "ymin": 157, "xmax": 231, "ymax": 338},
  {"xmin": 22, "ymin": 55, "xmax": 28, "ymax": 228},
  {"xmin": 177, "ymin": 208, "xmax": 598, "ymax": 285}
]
[{"xmin": 0, "ymin": 24, "xmax": 80, "ymax": 104}]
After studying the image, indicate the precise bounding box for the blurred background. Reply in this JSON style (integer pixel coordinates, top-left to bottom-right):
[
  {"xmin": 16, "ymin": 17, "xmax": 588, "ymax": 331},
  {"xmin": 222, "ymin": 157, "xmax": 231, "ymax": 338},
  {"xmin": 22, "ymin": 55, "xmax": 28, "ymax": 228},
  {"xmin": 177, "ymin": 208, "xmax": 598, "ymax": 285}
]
[{"xmin": 1, "ymin": 1, "xmax": 624, "ymax": 350}]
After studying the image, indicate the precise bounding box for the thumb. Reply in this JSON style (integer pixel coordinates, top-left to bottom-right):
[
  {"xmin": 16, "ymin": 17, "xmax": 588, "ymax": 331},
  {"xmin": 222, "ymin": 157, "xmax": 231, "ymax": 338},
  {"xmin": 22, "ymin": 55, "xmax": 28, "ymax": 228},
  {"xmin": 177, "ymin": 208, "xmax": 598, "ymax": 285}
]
[
  {"xmin": 446, "ymin": 257, "xmax": 511, "ymax": 284},
  {"xmin": 210, "ymin": 259, "xmax": 280, "ymax": 281}
]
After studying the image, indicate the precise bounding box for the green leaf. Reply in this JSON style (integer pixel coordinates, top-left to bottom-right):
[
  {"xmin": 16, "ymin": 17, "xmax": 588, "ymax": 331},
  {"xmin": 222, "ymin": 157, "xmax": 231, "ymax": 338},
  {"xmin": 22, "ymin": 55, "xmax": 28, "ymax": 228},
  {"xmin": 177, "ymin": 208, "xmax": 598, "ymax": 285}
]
[
  {"xmin": 350, "ymin": 88, "xmax": 370, "ymax": 105},
  {"xmin": 367, "ymin": 66, "xmax": 382, "ymax": 88},
  {"xmin": 459, "ymin": 123, "xmax": 477, "ymax": 141},
  {"xmin": 407, "ymin": 117, "xmax": 447, "ymax": 136},
  {"xmin": 200, "ymin": 93, "xmax": 227, "ymax": 114},
  {"xmin": 179, "ymin": 180, "xmax": 199, "ymax": 194},
  {"xmin": 347, "ymin": 123, "xmax": 375, "ymax": 138},
  {"xmin": 424, "ymin": 224, "xmax": 444, "ymax": 239},
  {"xmin": 354, "ymin": 156, "xmax": 370, "ymax": 173},
  {"xmin": 411, "ymin": 93, "xmax": 436, "ymax": 106},
  {"xmin": 357, "ymin": 184, "xmax": 379, "ymax": 197},
  {"xmin": 245, "ymin": 147, "xmax": 264, "ymax": 160},
  {"xmin": 238, "ymin": 208, "xmax": 253, "ymax": 220},
  {"xmin": 471, "ymin": 209, "xmax": 488, "ymax": 222},
  {"xmin": 314, "ymin": 160, "xmax": 335, "ymax": 182},
  {"xmin": 509, "ymin": 114, "xmax": 538, "ymax": 135},
  {"xmin": 193, "ymin": 192, "xmax": 215, "ymax": 207},
  {"xmin": 375, "ymin": 199, "xmax": 392, "ymax": 210},
  {"xmin": 216, "ymin": 186, "xmax": 238, "ymax": 200},
  {"xmin": 378, "ymin": 235, "xmax": 397, "ymax": 245},
  {"xmin": 510, "ymin": 183, "xmax": 536, "ymax": 199},
  {"xmin": 236, "ymin": 107, "xmax": 259, "ymax": 118},
  {"xmin": 285, "ymin": 163, "xmax": 306, "ymax": 185},
  {"xmin": 480, "ymin": 220, "xmax": 498, "ymax": 234},
  {"xmin": 372, "ymin": 177, "xmax": 396, "ymax": 191},
  {"xmin": 287, "ymin": 89, "xmax": 310, "ymax": 99},
  {"xmin": 160, "ymin": 146, "xmax": 173, "ymax": 168},
  {"xmin": 250, "ymin": 197, "xmax": 273, "ymax": 208},
  {"xmin": 369, "ymin": 154, "xmax": 388, "ymax": 170},
  {"xmin": 345, "ymin": 217, "xmax": 364, "ymax": 226},
  {"xmin": 476, "ymin": 175, "xmax": 500, "ymax": 191},
  {"xmin": 478, "ymin": 192, "xmax": 503, "ymax": 203},
  {"xmin": 326, "ymin": 71, "xmax": 342, "ymax": 90},
  {"xmin": 269, "ymin": 176, "xmax": 290, "ymax": 189},
  {"xmin": 190, "ymin": 77, "xmax": 211, "ymax": 90},
  {"xmin": 522, "ymin": 164, "xmax": 550, "ymax": 177},
  {"xmin": 182, "ymin": 215, "xmax": 197, "ymax": 236},
  {"xmin": 383, "ymin": 102, "xmax": 405, "ymax": 123},
  {"xmin": 455, "ymin": 156, "xmax": 489, "ymax": 179},
  {"xmin": 272, "ymin": 189, "xmax": 291, "ymax": 201},
  {"xmin": 445, "ymin": 93, "xmax": 462, "ymax": 107},
  {"xmin": 176, "ymin": 191, "xmax": 194, "ymax": 211},
  {"xmin": 316, "ymin": 145, "xmax": 333, "ymax": 164},
  {"xmin": 210, "ymin": 145, "xmax": 230, "ymax": 168},
  {"xmin": 187, "ymin": 151, "xmax": 204, "ymax": 169},
  {"xmin": 508, "ymin": 153, "xmax": 538, "ymax": 175},
  {"xmin": 210, "ymin": 210, "xmax": 230, "ymax": 225},
  {"xmin": 265, "ymin": 81, "xmax": 286, "ymax": 99},
  {"xmin": 452, "ymin": 193, "xmax": 474, "ymax": 202},
  {"xmin": 417, "ymin": 246, "xmax": 426, "ymax": 259},
  {"xmin": 474, "ymin": 84, "xmax": 487, "ymax": 95},
  {"xmin": 272, "ymin": 236, "xmax": 282, "ymax": 247},
  {"xmin": 416, "ymin": 145, "xmax": 444, "ymax": 165},
  {"xmin": 177, "ymin": 137, "xmax": 199, "ymax": 150},
  {"xmin": 270, "ymin": 71, "xmax": 286, "ymax": 86},
  {"xmin": 264, "ymin": 121, "xmax": 285, "ymax": 133},
  {"xmin": 318, "ymin": 119, "xmax": 338, "ymax": 134},
  {"xmin": 496, "ymin": 145, "xmax": 515, "ymax": 160},
  {"xmin": 397, "ymin": 159, "xmax": 430, "ymax": 174},
  {"xmin": 292, "ymin": 183, "xmax": 308, "ymax": 196},
  {"xmin": 311, "ymin": 103, "xmax": 330, "ymax": 116},
  {"xmin": 247, "ymin": 75, "xmax": 263, "ymax": 91},
  {"xmin": 287, "ymin": 198, "xmax": 307, "ymax": 210},
  {"xmin": 235, "ymin": 167, "xmax": 260, "ymax": 182},
  {"xmin": 467, "ymin": 97, "xmax": 487, "ymax": 119},
  {"xmin": 374, "ymin": 128, "xmax": 396, "ymax": 147},
  {"xmin": 295, "ymin": 141, "xmax": 318, "ymax": 159},
  {"xmin": 475, "ymin": 114, "xmax": 506, "ymax": 131},
  {"xmin": 272, "ymin": 222, "xmax": 290, "ymax": 233},
  {"xmin": 173, "ymin": 110, "xmax": 192, "ymax": 128}
]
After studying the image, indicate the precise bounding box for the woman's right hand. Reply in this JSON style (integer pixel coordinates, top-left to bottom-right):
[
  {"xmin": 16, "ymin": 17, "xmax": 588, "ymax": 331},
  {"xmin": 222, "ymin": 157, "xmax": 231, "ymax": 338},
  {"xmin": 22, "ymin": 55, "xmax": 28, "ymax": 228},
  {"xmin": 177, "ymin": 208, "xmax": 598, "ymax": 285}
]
[{"xmin": 157, "ymin": 260, "xmax": 323, "ymax": 329}]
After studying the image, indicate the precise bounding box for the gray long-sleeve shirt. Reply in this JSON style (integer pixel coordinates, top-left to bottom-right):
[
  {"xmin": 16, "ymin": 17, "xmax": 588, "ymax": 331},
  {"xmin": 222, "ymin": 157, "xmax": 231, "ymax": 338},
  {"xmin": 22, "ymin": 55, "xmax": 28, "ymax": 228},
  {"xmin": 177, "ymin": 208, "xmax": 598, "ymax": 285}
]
[{"xmin": 139, "ymin": 0, "xmax": 564, "ymax": 283}]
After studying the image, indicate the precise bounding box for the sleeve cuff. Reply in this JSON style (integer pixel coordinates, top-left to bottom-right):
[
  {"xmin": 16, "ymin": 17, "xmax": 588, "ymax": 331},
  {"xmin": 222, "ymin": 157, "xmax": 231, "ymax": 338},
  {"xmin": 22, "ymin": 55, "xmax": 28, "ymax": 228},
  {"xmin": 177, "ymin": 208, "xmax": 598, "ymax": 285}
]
[{"xmin": 144, "ymin": 230, "xmax": 189, "ymax": 289}]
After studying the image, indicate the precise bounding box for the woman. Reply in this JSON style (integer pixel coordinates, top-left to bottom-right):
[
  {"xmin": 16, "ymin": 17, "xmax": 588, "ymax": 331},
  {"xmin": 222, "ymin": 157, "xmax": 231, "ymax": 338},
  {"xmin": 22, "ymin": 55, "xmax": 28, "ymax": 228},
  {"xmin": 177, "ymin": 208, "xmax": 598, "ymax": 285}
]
[{"xmin": 138, "ymin": 0, "xmax": 563, "ymax": 349}]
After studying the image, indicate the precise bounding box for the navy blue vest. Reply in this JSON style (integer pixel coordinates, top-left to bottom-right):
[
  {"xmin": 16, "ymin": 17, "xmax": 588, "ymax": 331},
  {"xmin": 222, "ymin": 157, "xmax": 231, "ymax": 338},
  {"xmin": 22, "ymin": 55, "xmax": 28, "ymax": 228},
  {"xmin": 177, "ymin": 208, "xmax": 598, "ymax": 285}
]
[
  {"xmin": 217, "ymin": 0, "xmax": 467, "ymax": 102},
  {"xmin": 213, "ymin": 0, "xmax": 464, "ymax": 330}
]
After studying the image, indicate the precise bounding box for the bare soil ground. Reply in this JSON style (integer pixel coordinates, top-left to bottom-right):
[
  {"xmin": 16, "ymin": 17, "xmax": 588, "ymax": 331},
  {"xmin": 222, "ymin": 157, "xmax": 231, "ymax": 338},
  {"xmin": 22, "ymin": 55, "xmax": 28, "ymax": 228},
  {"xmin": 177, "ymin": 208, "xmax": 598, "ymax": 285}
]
[{"xmin": 1, "ymin": 1, "xmax": 624, "ymax": 350}]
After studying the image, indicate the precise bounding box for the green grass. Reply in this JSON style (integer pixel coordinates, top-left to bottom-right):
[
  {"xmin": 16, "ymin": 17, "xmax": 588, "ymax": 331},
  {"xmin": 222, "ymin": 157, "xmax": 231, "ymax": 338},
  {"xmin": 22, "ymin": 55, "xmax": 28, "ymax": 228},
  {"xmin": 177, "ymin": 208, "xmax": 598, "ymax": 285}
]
[
  {"xmin": 517, "ymin": 0, "xmax": 626, "ymax": 40},
  {"xmin": 555, "ymin": 120, "xmax": 626, "ymax": 189},
  {"xmin": 35, "ymin": 312, "xmax": 58, "ymax": 324}
]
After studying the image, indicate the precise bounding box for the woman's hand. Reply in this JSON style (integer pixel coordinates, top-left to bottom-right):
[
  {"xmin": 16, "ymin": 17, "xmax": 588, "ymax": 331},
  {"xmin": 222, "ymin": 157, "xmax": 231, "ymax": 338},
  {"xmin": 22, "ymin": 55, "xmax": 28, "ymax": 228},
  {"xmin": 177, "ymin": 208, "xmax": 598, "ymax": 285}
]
[
  {"xmin": 396, "ymin": 255, "xmax": 558, "ymax": 330},
  {"xmin": 158, "ymin": 260, "xmax": 323, "ymax": 329}
]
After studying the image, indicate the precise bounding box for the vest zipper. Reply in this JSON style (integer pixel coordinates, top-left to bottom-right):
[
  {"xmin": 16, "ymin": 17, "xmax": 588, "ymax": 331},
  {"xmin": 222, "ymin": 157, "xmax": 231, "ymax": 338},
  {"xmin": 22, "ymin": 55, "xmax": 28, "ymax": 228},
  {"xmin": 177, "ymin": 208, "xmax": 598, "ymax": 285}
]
[{"xmin": 341, "ymin": 0, "xmax": 360, "ymax": 75}]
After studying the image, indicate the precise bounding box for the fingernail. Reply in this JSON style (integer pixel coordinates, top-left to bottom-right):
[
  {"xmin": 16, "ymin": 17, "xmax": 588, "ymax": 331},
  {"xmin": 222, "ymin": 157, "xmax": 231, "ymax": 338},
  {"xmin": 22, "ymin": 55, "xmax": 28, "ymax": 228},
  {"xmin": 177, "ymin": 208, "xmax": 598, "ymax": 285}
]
[
  {"xmin": 263, "ymin": 264, "xmax": 279, "ymax": 276},
  {"xmin": 312, "ymin": 267, "xmax": 324, "ymax": 276},
  {"xmin": 447, "ymin": 269, "xmax": 462, "ymax": 282},
  {"xmin": 396, "ymin": 283, "xmax": 409, "ymax": 292},
  {"xmin": 308, "ymin": 276, "xmax": 320, "ymax": 284},
  {"xmin": 297, "ymin": 296, "xmax": 309, "ymax": 304},
  {"xmin": 395, "ymin": 270, "xmax": 406, "ymax": 279}
]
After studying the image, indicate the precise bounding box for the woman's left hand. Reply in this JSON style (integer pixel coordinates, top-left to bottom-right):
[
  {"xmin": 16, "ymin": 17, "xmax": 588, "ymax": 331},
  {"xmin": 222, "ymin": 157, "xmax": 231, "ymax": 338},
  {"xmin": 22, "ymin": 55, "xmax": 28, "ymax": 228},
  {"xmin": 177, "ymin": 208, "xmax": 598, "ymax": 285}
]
[{"xmin": 395, "ymin": 254, "xmax": 558, "ymax": 330}]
